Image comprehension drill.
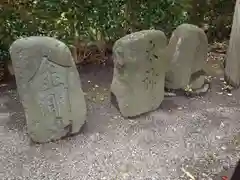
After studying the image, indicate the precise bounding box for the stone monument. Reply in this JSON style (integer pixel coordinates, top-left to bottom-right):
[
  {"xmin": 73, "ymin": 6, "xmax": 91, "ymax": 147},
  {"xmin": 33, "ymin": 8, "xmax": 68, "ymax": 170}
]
[
  {"xmin": 165, "ymin": 23, "xmax": 208, "ymax": 91},
  {"xmin": 111, "ymin": 30, "xmax": 168, "ymax": 117},
  {"xmin": 9, "ymin": 36, "xmax": 87, "ymax": 143}
]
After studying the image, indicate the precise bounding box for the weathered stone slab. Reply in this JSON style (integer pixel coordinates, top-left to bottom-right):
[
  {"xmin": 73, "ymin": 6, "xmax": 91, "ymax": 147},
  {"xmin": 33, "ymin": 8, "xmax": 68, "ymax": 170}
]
[
  {"xmin": 111, "ymin": 30, "xmax": 168, "ymax": 117},
  {"xmin": 9, "ymin": 36, "xmax": 87, "ymax": 143},
  {"xmin": 165, "ymin": 23, "xmax": 208, "ymax": 90}
]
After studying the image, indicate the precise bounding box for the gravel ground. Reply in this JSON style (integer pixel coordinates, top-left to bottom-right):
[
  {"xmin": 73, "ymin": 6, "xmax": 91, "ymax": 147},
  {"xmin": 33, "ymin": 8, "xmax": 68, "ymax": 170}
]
[{"xmin": 0, "ymin": 64, "xmax": 240, "ymax": 180}]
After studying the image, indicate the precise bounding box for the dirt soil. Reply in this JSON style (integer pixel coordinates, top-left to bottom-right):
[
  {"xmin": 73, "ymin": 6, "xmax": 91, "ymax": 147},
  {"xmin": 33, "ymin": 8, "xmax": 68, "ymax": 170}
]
[{"xmin": 0, "ymin": 60, "xmax": 240, "ymax": 180}]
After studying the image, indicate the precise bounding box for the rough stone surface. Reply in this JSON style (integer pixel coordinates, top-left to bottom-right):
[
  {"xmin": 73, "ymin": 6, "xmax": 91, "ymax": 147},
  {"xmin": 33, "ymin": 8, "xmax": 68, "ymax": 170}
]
[
  {"xmin": 111, "ymin": 30, "xmax": 168, "ymax": 117},
  {"xmin": 9, "ymin": 36, "xmax": 87, "ymax": 143},
  {"xmin": 165, "ymin": 23, "xmax": 208, "ymax": 90}
]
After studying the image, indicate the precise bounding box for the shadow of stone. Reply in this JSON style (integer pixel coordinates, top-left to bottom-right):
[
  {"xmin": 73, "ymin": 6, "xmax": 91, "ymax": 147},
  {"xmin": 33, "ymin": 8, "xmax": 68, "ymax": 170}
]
[
  {"xmin": 159, "ymin": 98, "xmax": 179, "ymax": 111},
  {"xmin": 5, "ymin": 94, "xmax": 26, "ymax": 132},
  {"xmin": 0, "ymin": 79, "xmax": 17, "ymax": 91},
  {"xmin": 230, "ymin": 160, "xmax": 240, "ymax": 180},
  {"xmin": 110, "ymin": 92, "xmax": 120, "ymax": 111},
  {"xmin": 110, "ymin": 91, "xmax": 157, "ymax": 119},
  {"xmin": 111, "ymin": 91, "xmax": 180, "ymax": 119},
  {"xmin": 30, "ymin": 120, "xmax": 89, "ymax": 145}
]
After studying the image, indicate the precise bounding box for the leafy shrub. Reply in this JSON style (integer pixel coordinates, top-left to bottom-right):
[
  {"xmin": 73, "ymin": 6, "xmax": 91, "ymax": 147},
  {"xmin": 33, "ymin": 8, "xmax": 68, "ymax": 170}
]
[
  {"xmin": 189, "ymin": 0, "xmax": 235, "ymax": 42},
  {"xmin": 0, "ymin": 0, "xmax": 235, "ymax": 65}
]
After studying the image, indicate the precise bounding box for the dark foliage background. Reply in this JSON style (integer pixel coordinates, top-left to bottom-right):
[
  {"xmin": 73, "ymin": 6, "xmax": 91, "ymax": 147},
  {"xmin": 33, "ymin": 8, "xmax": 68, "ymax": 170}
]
[{"xmin": 0, "ymin": 0, "xmax": 235, "ymax": 64}]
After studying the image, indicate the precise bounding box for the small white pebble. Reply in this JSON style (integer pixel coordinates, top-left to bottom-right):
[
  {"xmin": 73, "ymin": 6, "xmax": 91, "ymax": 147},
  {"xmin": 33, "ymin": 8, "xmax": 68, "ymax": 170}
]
[
  {"xmin": 221, "ymin": 146, "xmax": 227, "ymax": 150},
  {"xmin": 220, "ymin": 122, "xmax": 225, "ymax": 128}
]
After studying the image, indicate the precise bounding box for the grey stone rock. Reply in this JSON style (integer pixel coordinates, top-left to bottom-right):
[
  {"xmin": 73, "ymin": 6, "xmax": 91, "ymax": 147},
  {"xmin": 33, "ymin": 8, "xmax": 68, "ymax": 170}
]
[
  {"xmin": 165, "ymin": 23, "xmax": 208, "ymax": 90},
  {"xmin": 111, "ymin": 30, "xmax": 168, "ymax": 117},
  {"xmin": 9, "ymin": 36, "xmax": 87, "ymax": 143}
]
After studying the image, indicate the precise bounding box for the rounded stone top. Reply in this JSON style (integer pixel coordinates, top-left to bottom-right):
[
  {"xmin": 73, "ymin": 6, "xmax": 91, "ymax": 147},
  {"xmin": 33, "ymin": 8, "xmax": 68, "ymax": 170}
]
[{"xmin": 10, "ymin": 36, "xmax": 74, "ymax": 67}]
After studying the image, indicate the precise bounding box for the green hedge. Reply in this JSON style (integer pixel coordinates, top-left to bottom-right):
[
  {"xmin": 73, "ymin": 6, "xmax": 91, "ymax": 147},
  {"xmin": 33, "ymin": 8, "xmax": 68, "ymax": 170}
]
[
  {"xmin": 0, "ymin": 0, "xmax": 235, "ymax": 63},
  {"xmin": 0, "ymin": 0, "xmax": 190, "ymax": 60}
]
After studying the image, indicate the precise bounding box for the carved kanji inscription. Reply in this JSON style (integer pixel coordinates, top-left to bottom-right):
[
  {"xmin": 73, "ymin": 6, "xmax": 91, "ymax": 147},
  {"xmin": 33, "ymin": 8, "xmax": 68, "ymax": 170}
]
[{"xmin": 31, "ymin": 57, "xmax": 71, "ymax": 119}]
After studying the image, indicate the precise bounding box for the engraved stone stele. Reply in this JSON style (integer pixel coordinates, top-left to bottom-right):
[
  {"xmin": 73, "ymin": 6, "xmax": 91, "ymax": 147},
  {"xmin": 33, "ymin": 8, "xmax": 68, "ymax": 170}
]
[
  {"xmin": 111, "ymin": 30, "xmax": 168, "ymax": 117},
  {"xmin": 165, "ymin": 23, "xmax": 208, "ymax": 90},
  {"xmin": 9, "ymin": 36, "xmax": 87, "ymax": 143}
]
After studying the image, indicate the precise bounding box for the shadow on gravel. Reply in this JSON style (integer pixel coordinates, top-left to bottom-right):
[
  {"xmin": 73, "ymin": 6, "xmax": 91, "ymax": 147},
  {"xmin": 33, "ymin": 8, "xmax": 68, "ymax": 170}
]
[
  {"xmin": 230, "ymin": 160, "xmax": 240, "ymax": 180},
  {"xmin": 213, "ymin": 160, "xmax": 240, "ymax": 180}
]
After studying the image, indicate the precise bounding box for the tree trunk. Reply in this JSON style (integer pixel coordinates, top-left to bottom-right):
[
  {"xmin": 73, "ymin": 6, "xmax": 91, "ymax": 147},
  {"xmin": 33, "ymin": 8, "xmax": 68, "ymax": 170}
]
[{"xmin": 225, "ymin": 0, "xmax": 240, "ymax": 87}]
